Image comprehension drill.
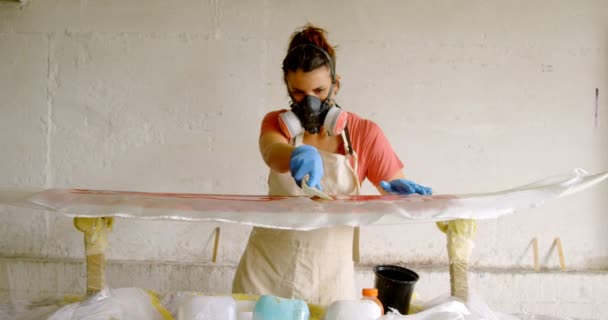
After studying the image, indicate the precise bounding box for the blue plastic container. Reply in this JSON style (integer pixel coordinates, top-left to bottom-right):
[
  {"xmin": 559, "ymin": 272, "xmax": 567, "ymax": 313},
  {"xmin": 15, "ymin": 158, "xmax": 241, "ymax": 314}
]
[{"xmin": 252, "ymin": 295, "xmax": 310, "ymax": 320}]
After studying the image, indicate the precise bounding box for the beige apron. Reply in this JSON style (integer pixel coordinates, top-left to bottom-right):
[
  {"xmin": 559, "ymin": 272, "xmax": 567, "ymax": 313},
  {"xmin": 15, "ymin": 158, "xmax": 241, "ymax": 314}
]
[{"xmin": 232, "ymin": 133, "xmax": 361, "ymax": 306}]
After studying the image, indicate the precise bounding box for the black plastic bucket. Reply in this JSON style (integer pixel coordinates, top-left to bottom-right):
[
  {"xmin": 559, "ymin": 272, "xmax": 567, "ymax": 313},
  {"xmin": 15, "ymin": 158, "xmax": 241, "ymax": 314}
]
[{"xmin": 373, "ymin": 265, "xmax": 419, "ymax": 315}]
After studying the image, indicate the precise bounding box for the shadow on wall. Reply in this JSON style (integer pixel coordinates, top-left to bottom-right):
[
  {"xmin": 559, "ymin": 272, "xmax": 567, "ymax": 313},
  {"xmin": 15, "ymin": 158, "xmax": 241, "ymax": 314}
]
[
  {"xmin": 584, "ymin": 256, "xmax": 608, "ymax": 271},
  {"xmin": 590, "ymin": 37, "xmax": 608, "ymax": 270},
  {"xmin": 601, "ymin": 41, "xmax": 607, "ymax": 268},
  {"xmin": 0, "ymin": 0, "xmax": 29, "ymax": 12}
]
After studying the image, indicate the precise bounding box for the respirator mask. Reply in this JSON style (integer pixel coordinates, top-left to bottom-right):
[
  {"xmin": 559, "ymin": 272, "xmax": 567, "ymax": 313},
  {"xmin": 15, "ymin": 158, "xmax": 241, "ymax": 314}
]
[{"xmin": 278, "ymin": 44, "xmax": 348, "ymax": 139}]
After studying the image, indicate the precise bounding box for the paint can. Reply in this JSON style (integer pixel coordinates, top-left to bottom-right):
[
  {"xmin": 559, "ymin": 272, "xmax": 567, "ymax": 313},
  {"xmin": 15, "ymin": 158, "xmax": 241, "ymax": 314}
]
[{"xmin": 373, "ymin": 265, "xmax": 419, "ymax": 315}]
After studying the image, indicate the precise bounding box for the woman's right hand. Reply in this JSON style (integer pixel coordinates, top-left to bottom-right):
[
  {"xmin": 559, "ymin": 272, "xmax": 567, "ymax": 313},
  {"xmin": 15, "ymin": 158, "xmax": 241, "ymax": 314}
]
[{"xmin": 290, "ymin": 145, "xmax": 324, "ymax": 190}]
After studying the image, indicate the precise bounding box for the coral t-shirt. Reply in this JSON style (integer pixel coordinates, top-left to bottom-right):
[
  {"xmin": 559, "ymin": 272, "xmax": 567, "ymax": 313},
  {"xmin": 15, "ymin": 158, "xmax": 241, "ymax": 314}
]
[{"xmin": 260, "ymin": 110, "xmax": 404, "ymax": 186}]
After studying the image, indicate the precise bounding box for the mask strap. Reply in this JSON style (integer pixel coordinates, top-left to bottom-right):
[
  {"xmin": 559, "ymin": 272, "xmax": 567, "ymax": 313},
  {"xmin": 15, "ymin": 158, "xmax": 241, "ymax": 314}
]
[
  {"xmin": 324, "ymin": 82, "xmax": 335, "ymax": 106},
  {"xmin": 306, "ymin": 43, "xmax": 336, "ymax": 105}
]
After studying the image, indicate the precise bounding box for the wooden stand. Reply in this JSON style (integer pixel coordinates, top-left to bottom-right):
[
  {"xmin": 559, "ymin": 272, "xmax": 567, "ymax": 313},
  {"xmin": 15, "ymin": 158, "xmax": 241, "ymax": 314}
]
[{"xmin": 74, "ymin": 217, "xmax": 113, "ymax": 296}]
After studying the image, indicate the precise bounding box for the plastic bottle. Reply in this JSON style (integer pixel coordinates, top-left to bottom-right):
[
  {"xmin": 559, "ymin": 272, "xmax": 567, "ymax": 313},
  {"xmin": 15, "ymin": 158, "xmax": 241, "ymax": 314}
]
[
  {"xmin": 177, "ymin": 295, "xmax": 237, "ymax": 320},
  {"xmin": 362, "ymin": 288, "xmax": 384, "ymax": 315},
  {"xmin": 252, "ymin": 295, "xmax": 310, "ymax": 320},
  {"xmin": 236, "ymin": 299, "xmax": 256, "ymax": 320},
  {"xmin": 322, "ymin": 300, "xmax": 381, "ymax": 320}
]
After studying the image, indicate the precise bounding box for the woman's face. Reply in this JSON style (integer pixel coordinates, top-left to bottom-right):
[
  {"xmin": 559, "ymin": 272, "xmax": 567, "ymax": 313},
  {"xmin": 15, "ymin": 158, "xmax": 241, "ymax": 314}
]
[{"xmin": 285, "ymin": 66, "xmax": 338, "ymax": 103}]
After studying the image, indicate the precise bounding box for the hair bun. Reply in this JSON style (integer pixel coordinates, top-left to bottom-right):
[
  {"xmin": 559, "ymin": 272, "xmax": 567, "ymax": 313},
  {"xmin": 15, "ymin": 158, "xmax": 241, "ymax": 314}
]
[{"xmin": 288, "ymin": 24, "xmax": 336, "ymax": 61}]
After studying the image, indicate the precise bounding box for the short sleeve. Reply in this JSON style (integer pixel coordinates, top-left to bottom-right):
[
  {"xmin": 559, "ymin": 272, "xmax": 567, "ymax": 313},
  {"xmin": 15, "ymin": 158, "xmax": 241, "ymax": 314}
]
[
  {"xmin": 350, "ymin": 118, "xmax": 404, "ymax": 186},
  {"xmin": 260, "ymin": 110, "xmax": 288, "ymax": 138}
]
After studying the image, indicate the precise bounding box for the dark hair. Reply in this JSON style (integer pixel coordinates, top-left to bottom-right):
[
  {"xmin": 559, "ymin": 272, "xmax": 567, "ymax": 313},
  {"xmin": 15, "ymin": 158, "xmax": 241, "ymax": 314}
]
[{"xmin": 282, "ymin": 24, "xmax": 337, "ymax": 80}]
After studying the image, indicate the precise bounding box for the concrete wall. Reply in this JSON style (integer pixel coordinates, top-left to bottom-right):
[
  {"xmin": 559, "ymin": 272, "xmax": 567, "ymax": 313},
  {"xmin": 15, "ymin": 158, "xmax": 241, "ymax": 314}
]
[{"xmin": 1, "ymin": 0, "xmax": 607, "ymax": 318}]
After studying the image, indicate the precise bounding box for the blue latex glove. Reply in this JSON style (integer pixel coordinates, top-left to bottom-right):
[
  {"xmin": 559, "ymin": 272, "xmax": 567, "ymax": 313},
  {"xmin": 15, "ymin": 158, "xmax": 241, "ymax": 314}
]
[
  {"xmin": 380, "ymin": 179, "xmax": 432, "ymax": 195},
  {"xmin": 290, "ymin": 145, "xmax": 324, "ymax": 190}
]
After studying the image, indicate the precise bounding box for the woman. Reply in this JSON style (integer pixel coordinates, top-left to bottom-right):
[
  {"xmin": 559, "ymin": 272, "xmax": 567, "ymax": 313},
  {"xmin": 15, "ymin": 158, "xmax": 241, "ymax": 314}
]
[{"xmin": 232, "ymin": 24, "xmax": 431, "ymax": 306}]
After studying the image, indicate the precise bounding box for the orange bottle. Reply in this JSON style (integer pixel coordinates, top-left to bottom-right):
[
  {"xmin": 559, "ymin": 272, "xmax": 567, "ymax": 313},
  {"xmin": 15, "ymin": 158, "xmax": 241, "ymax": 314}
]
[{"xmin": 362, "ymin": 288, "xmax": 384, "ymax": 315}]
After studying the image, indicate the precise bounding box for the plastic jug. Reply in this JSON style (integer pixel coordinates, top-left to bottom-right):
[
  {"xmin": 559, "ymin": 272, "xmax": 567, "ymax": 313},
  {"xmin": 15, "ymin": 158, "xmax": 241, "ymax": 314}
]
[
  {"xmin": 177, "ymin": 295, "xmax": 237, "ymax": 320},
  {"xmin": 362, "ymin": 288, "xmax": 384, "ymax": 315},
  {"xmin": 252, "ymin": 295, "xmax": 310, "ymax": 320},
  {"xmin": 237, "ymin": 299, "xmax": 256, "ymax": 320},
  {"xmin": 322, "ymin": 300, "xmax": 381, "ymax": 320}
]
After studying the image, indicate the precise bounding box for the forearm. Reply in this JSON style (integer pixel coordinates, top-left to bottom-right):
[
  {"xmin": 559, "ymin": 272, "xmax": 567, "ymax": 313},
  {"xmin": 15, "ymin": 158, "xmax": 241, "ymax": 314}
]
[
  {"xmin": 262, "ymin": 142, "xmax": 295, "ymax": 173},
  {"xmin": 375, "ymin": 170, "xmax": 405, "ymax": 194}
]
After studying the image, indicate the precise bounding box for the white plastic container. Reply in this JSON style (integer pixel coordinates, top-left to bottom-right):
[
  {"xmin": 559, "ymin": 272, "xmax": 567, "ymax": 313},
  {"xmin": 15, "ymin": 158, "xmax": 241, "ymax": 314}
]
[
  {"xmin": 236, "ymin": 300, "xmax": 256, "ymax": 320},
  {"xmin": 323, "ymin": 300, "xmax": 382, "ymax": 320},
  {"xmin": 177, "ymin": 295, "xmax": 237, "ymax": 320}
]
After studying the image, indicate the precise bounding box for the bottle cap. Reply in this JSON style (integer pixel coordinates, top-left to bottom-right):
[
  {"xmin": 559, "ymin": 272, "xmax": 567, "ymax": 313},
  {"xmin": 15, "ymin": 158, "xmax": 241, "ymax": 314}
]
[{"xmin": 362, "ymin": 288, "xmax": 378, "ymax": 297}]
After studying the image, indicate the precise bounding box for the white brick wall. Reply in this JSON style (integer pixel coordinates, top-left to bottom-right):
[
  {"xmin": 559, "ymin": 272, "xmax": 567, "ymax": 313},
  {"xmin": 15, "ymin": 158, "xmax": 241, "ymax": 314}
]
[{"xmin": 1, "ymin": 0, "xmax": 607, "ymax": 318}]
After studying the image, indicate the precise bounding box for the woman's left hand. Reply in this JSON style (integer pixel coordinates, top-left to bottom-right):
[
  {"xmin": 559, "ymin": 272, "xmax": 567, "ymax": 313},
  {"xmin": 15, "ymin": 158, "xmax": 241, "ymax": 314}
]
[{"xmin": 380, "ymin": 179, "xmax": 432, "ymax": 195}]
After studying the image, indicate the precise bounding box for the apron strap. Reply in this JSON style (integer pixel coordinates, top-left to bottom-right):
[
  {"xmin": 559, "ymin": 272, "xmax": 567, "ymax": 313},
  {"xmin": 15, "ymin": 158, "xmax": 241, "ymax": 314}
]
[
  {"xmin": 340, "ymin": 131, "xmax": 358, "ymax": 174},
  {"xmin": 343, "ymin": 127, "xmax": 354, "ymax": 156},
  {"xmin": 353, "ymin": 227, "xmax": 361, "ymax": 264},
  {"xmin": 340, "ymin": 130, "xmax": 362, "ymax": 264}
]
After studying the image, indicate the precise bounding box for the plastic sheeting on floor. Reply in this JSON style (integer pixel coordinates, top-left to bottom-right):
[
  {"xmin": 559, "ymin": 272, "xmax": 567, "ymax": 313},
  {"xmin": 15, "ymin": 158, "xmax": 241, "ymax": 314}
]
[
  {"xmin": 1, "ymin": 169, "xmax": 607, "ymax": 230},
  {"xmin": 0, "ymin": 288, "xmax": 578, "ymax": 320}
]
